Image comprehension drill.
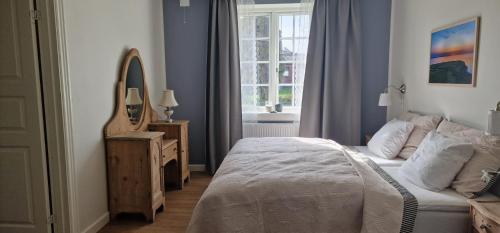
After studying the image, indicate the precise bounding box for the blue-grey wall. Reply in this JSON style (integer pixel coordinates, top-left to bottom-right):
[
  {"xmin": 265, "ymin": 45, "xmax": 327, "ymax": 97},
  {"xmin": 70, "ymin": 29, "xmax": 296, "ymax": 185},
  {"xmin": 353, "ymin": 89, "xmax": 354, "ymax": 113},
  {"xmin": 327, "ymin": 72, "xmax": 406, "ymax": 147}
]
[
  {"xmin": 164, "ymin": 0, "xmax": 209, "ymax": 164},
  {"xmin": 164, "ymin": 0, "xmax": 392, "ymax": 164},
  {"xmin": 360, "ymin": 0, "xmax": 392, "ymax": 144}
]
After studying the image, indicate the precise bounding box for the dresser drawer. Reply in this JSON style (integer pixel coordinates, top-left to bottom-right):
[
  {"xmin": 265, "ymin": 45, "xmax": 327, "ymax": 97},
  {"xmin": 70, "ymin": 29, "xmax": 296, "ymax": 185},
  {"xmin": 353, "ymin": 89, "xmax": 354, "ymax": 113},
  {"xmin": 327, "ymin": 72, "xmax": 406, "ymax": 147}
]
[
  {"xmin": 472, "ymin": 206, "xmax": 500, "ymax": 233},
  {"xmin": 162, "ymin": 142, "xmax": 177, "ymax": 166}
]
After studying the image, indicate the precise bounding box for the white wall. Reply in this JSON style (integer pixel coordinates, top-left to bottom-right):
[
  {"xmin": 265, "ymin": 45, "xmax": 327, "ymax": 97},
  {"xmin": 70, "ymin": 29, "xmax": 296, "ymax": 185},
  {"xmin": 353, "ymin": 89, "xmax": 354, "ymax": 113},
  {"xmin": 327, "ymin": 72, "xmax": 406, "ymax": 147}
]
[
  {"xmin": 389, "ymin": 0, "xmax": 500, "ymax": 129},
  {"xmin": 63, "ymin": 0, "xmax": 165, "ymax": 232}
]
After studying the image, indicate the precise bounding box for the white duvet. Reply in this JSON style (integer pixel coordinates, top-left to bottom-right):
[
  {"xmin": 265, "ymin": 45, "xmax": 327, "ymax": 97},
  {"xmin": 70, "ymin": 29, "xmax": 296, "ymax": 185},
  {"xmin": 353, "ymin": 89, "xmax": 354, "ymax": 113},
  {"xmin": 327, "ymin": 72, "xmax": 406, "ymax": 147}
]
[{"xmin": 187, "ymin": 137, "xmax": 405, "ymax": 233}]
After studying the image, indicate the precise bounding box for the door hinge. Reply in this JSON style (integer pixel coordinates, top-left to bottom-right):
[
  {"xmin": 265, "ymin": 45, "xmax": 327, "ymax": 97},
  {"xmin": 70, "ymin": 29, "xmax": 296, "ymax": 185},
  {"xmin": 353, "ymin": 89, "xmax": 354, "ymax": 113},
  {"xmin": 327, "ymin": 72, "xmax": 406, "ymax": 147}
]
[
  {"xmin": 47, "ymin": 214, "xmax": 55, "ymax": 224},
  {"xmin": 30, "ymin": 10, "xmax": 41, "ymax": 21}
]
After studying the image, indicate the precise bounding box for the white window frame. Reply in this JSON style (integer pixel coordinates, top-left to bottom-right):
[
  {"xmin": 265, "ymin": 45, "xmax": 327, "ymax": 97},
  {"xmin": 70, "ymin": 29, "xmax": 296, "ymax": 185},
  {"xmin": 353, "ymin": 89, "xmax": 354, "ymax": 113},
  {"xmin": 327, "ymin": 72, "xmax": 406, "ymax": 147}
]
[
  {"xmin": 238, "ymin": 3, "xmax": 311, "ymax": 114},
  {"xmin": 240, "ymin": 12, "xmax": 272, "ymax": 112}
]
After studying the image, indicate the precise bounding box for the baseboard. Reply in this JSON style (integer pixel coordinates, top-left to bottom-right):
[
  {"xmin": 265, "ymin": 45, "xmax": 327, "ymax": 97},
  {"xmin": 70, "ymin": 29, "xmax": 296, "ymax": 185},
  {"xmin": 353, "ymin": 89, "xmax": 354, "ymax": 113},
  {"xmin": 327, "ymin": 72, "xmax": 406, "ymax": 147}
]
[
  {"xmin": 189, "ymin": 164, "xmax": 206, "ymax": 172},
  {"xmin": 80, "ymin": 212, "xmax": 109, "ymax": 233}
]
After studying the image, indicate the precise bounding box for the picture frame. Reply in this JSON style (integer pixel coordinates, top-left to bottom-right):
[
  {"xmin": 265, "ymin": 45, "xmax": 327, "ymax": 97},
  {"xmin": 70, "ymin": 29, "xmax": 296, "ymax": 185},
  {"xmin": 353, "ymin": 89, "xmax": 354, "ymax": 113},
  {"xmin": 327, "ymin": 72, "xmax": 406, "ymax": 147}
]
[{"xmin": 428, "ymin": 17, "xmax": 480, "ymax": 87}]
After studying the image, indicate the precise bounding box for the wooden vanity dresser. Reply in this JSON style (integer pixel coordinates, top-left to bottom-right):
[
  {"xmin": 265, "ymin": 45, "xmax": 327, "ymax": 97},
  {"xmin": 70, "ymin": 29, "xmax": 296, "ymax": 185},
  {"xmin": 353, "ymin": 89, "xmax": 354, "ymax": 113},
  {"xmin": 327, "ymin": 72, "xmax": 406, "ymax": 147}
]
[{"xmin": 104, "ymin": 48, "xmax": 191, "ymax": 222}]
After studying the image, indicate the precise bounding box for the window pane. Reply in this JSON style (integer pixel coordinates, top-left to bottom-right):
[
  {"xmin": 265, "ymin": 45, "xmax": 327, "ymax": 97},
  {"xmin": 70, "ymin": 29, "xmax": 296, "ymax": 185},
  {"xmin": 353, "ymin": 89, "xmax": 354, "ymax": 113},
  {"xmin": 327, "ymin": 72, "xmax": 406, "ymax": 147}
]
[
  {"xmin": 241, "ymin": 86, "xmax": 254, "ymax": 106},
  {"xmin": 278, "ymin": 86, "xmax": 292, "ymax": 106},
  {"xmin": 294, "ymin": 15, "xmax": 310, "ymax": 38},
  {"xmin": 256, "ymin": 86, "xmax": 269, "ymax": 106},
  {"xmin": 279, "ymin": 15, "xmax": 294, "ymax": 38},
  {"xmin": 256, "ymin": 63, "xmax": 269, "ymax": 84},
  {"xmin": 240, "ymin": 40, "xmax": 255, "ymax": 61},
  {"xmin": 279, "ymin": 39, "xmax": 293, "ymax": 61},
  {"xmin": 239, "ymin": 11, "xmax": 310, "ymax": 113},
  {"xmin": 256, "ymin": 40, "xmax": 269, "ymax": 61},
  {"xmin": 239, "ymin": 16, "xmax": 254, "ymax": 38},
  {"xmin": 255, "ymin": 16, "xmax": 269, "ymax": 38},
  {"xmin": 278, "ymin": 63, "xmax": 293, "ymax": 84},
  {"xmin": 294, "ymin": 39, "xmax": 308, "ymax": 61},
  {"xmin": 293, "ymin": 85, "xmax": 303, "ymax": 107},
  {"xmin": 294, "ymin": 63, "xmax": 306, "ymax": 84},
  {"xmin": 240, "ymin": 63, "xmax": 254, "ymax": 84}
]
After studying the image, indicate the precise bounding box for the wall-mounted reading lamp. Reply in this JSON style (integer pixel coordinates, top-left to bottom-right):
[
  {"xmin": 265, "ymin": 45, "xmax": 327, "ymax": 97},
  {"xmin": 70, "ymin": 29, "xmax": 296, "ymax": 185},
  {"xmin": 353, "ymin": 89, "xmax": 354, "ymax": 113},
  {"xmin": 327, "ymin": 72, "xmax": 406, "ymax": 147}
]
[{"xmin": 378, "ymin": 84, "xmax": 406, "ymax": 107}]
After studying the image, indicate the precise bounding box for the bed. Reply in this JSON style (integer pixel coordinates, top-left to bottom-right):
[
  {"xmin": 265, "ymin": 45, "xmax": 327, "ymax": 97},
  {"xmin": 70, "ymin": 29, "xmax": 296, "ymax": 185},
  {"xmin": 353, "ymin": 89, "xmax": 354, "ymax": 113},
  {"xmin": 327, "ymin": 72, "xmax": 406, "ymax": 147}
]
[
  {"xmin": 187, "ymin": 137, "xmax": 489, "ymax": 233},
  {"xmin": 188, "ymin": 138, "xmax": 418, "ymax": 233},
  {"xmin": 351, "ymin": 146, "xmax": 500, "ymax": 233}
]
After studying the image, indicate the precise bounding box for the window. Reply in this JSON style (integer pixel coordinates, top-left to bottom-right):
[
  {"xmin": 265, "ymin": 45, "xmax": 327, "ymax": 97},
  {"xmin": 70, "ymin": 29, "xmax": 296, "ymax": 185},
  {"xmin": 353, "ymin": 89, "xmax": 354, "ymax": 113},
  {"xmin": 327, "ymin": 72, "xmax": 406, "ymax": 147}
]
[{"xmin": 238, "ymin": 4, "xmax": 311, "ymax": 114}]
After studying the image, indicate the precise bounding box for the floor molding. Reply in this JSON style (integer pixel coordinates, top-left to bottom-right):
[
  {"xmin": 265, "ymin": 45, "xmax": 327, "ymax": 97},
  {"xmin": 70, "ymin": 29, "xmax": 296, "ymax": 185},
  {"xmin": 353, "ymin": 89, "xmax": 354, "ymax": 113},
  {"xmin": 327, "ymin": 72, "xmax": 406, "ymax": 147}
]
[
  {"xmin": 189, "ymin": 164, "xmax": 206, "ymax": 172},
  {"xmin": 81, "ymin": 212, "xmax": 109, "ymax": 233}
]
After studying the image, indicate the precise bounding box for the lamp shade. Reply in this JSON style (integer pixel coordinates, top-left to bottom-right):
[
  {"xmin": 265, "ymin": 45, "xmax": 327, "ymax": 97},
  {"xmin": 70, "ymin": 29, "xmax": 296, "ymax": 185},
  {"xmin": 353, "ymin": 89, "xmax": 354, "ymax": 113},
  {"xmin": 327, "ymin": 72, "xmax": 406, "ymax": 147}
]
[
  {"xmin": 378, "ymin": 93, "xmax": 392, "ymax": 107},
  {"xmin": 159, "ymin": 89, "xmax": 179, "ymax": 107},
  {"xmin": 487, "ymin": 110, "xmax": 500, "ymax": 136},
  {"xmin": 125, "ymin": 88, "xmax": 143, "ymax": 105}
]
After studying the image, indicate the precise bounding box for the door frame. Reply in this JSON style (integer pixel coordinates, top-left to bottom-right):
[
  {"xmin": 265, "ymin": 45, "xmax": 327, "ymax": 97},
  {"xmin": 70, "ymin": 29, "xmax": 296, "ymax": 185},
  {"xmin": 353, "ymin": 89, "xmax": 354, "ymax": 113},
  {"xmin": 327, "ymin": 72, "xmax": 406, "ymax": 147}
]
[{"xmin": 35, "ymin": 0, "xmax": 79, "ymax": 232}]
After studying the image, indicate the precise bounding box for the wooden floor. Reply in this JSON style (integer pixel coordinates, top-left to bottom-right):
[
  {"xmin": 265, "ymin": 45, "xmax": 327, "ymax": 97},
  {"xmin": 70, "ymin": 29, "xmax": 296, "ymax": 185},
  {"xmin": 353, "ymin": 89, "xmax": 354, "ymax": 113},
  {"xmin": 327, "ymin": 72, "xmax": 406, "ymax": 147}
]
[{"xmin": 98, "ymin": 172, "xmax": 212, "ymax": 233}]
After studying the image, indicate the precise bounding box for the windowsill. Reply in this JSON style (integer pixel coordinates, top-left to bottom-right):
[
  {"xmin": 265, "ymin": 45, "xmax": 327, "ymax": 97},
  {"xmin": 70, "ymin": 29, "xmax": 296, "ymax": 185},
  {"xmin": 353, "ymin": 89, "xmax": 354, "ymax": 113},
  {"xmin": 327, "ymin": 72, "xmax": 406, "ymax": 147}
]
[{"xmin": 243, "ymin": 112, "xmax": 300, "ymax": 123}]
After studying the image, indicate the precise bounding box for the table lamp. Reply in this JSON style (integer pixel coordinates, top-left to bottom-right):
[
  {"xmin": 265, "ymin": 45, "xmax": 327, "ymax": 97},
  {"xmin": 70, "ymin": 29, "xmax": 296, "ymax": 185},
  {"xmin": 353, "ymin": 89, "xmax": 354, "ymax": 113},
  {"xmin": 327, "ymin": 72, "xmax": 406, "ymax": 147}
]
[
  {"xmin": 487, "ymin": 101, "xmax": 500, "ymax": 136},
  {"xmin": 159, "ymin": 89, "xmax": 179, "ymax": 123}
]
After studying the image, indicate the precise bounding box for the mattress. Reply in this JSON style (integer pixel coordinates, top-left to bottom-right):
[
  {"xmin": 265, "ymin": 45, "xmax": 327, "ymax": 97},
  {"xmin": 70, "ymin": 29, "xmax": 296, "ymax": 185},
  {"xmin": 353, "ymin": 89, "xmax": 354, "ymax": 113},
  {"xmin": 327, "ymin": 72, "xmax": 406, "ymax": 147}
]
[
  {"xmin": 353, "ymin": 146, "xmax": 405, "ymax": 167},
  {"xmin": 383, "ymin": 166, "xmax": 469, "ymax": 212},
  {"xmin": 382, "ymin": 166, "xmax": 498, "ymax": 233}
]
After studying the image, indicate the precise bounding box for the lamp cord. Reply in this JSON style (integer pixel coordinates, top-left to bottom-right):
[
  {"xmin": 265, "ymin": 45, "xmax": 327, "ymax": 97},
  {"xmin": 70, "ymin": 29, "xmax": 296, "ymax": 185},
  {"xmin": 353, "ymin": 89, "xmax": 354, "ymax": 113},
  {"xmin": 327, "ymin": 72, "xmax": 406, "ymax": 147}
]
[
  {"xmin": 402, "ymin": 94, "xmax": 406, "ymax": 112},
  {"xmin": 183, "ymin": 8, "xmax": 188, "ymax": 24}
]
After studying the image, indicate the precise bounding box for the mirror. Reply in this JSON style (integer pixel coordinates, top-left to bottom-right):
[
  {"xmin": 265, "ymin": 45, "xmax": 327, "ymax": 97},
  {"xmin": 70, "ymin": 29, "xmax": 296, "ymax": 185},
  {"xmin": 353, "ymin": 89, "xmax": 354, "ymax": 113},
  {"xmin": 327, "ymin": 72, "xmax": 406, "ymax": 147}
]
[
  {"xmin": 125, "ymin": 56, "xmax": 144, "ymax": 124},
  {"xmin": 104, "ymin": 48, "xmax": 159, "ymax": 137}
]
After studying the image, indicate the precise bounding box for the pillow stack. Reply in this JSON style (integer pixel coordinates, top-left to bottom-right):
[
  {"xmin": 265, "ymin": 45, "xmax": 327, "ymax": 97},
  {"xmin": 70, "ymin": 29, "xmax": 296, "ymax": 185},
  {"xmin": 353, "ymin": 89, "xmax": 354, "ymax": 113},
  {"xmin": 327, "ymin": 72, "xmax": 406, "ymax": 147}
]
[
  {"xmin": 437, "ymin": 120, "xmax": 500, "ymax": 197},
  {"xmin": 367, "ymin": 111, "xmax": 442, "ymax": 159},
  {"xmin": 397, "ymin": 114, "xmax": 442, "ymax": 159},
  {"xmin": 399, "ymin": 130, "xmax": 474, "ymax": 191},
  {"xmin": 369, "ymin": 112, "xmax": 500, "ymax": 197}
]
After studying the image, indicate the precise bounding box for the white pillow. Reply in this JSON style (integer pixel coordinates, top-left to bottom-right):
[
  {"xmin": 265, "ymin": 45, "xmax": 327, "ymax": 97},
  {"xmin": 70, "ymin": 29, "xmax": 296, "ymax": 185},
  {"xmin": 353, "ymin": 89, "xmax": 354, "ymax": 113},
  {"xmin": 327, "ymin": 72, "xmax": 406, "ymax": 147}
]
[
  {"xmin": 368, "ymin": 119, "xmax": 414, "ymax": 159},
  {"xmin": 399, "ymin": 130, "xmax": 474, "ymax": 191}
]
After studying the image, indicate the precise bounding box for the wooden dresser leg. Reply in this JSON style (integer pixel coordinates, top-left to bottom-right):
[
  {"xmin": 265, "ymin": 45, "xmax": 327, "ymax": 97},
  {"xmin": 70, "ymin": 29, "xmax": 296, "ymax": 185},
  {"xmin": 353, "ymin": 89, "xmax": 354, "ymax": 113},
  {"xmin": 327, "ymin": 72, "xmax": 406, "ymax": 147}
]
[
  {"xmin": 109, "ymin": 211, "xmax": 119, "ymax": 221},
  {"xmin": 144, "ymin": 209, "xmax": 155, "ymax": 222}
]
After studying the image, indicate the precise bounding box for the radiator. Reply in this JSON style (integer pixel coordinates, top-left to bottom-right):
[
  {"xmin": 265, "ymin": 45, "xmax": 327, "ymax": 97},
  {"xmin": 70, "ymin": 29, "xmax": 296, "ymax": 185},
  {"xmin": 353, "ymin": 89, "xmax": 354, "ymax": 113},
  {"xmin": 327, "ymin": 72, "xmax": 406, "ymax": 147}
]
[{"xmin": 243, "ymin": 123, "xmax": 300, "ymax": 138}]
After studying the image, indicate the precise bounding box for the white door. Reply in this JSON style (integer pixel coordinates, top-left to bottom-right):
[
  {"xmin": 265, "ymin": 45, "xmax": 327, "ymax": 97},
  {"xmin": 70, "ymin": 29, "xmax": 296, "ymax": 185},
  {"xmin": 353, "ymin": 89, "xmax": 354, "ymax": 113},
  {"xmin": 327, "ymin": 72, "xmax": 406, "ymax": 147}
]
[{"xmin": 0, "ymin": 0, "xmax": 53, "ymax": 232}]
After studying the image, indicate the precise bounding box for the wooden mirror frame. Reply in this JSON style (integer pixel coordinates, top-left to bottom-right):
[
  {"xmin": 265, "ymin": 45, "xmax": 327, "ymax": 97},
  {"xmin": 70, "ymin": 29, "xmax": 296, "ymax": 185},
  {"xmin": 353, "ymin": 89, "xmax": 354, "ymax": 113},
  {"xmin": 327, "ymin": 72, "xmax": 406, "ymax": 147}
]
[{"xmin": 104, "ymin": 48, "xmax": 158, "ymax": 137}]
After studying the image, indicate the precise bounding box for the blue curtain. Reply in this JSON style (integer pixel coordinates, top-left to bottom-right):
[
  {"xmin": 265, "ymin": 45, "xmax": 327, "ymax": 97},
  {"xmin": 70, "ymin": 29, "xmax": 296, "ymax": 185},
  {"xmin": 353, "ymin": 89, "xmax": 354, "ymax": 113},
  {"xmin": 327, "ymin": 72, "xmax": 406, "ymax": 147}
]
[
  {"xmin": 206, "ymin": 0, "xmax": 243, "ymax": 174},
  {"xmin": 299, "ymin": 0, "xmax": 362, "ymax": 145}
]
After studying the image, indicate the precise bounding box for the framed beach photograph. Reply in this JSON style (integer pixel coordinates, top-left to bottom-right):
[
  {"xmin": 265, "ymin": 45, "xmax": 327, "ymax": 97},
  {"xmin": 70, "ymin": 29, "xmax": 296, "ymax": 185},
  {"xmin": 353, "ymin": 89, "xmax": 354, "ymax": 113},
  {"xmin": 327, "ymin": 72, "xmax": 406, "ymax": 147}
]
[{"xmin": 429, "ymin": 17, "xmax": 480, "ymax": 87}]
